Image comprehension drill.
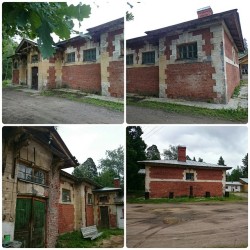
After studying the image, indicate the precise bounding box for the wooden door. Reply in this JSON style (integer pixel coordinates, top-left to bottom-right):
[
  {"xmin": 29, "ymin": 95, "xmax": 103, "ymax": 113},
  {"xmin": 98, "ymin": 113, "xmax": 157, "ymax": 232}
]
[
  {"xmin": 100, "ymin": 206, "xmax": 109, "ymax": 228},
  {"xmin": 14, "ymin": 197, "xmax": 46, "ymax": 248},
  {"xmin": 31, "ymin": 67, "xmax": 38, "ymax": 90}
]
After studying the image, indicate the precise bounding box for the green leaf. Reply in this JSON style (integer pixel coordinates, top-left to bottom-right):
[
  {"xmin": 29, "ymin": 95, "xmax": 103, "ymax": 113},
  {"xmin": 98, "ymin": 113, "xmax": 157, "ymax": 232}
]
[
  {"xmin": 30, "ymin": 11, "xmax": 42, "ymax": 30},
  {"xmin": 37, "ymin": 20, "xmax": 55, "ymax": 59}
]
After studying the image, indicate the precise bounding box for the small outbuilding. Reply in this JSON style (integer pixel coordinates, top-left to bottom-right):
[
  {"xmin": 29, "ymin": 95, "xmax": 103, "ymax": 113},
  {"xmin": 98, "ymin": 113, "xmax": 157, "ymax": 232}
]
[
  {"xmin": 225, "ymin": 181, "xmax": 243, "ymax": 192},
  {"xmin": 239, "ymin": 178, "xmax": 248, "ymax": 192}
]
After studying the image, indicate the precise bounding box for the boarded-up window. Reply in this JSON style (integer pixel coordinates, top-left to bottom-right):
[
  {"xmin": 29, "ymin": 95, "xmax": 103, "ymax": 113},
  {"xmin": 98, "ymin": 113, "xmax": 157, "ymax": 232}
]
[{"xmin": 62, "ymin": 189, "xmax": 71, "ymax": 202}]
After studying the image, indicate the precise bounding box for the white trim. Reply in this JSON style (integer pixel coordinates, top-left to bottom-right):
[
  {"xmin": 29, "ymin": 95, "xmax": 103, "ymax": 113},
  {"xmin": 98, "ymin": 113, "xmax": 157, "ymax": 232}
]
[{"xmin": 225, "ymin": 57, "xmax": 239, "ymax": 68}]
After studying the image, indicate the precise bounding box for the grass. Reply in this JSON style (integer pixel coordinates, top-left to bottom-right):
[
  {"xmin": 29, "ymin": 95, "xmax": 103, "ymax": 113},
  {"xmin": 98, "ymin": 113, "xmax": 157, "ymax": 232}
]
[
  {"xmin": 56, "ymin": 228, "xmax": 123, "ymax": 248},
  {"xmin": 127, "ymin": 193, "xmax": 247, "ymax": 204},
  {"xmin": 2, "ymin": 79, "xmax": 11, "ymax": 87},
  {"xmin": 233, "ymin": 80, "xmax": 247, "ymax": 97},
  {"xmin": 127, "ymin": 98, "xmax": 248, "ymax": 122},
  {"xmin": 41, "ymin": 90, "xmax": 124, "ymax": 112}
]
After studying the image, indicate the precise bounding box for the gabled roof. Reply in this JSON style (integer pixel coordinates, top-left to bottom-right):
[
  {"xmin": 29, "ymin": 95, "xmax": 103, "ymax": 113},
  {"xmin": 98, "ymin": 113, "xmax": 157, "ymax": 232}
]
[
  {"xmin": 138, "ymin": 159, "xmax": 232, "ymax": 170},
  {"xmin": 15, "ymin": 38, "xmax": 38, "ymax": 54},
  {"xmin": 128, "ymin": 9, "xmax": 244, "ymax": 52}
]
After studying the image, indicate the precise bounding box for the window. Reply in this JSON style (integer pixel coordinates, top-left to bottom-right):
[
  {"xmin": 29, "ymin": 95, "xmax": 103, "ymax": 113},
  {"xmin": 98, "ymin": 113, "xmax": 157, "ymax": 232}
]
[
  {"xmin": 126, "ymin": 54, "xmax": 133, "ymax": 65},
  {"xmin": 186, "ymin": 173, "xmax": 194, "ymax": 181},
  {"xmin": 17, "ymin": 163, "xmax": 46, "ymax": 185},
  {"xmin": 142, "ymin": 51, "xmax": 155, "ymax": 64},
  {"xmin": 99, "ymin": 196, "xmax": 108, "ymax": 202},
  {"xmin": 88, "ymin": 193, "xmax": 93, "ymax": 204},
  {"xmin": 178, "ymin": 43, "xmax": 197, "ymax": 59},
  {"xmin": 83, "ymin": 49, "xmax": 96, "ymax": 61},
  {"xmin": 31, "ymin": 55, "xmax": 38, "ymax": 63},
  {"xmin": 67, "ymin": 52, "xmax": 75, "ymax": 63},
  {"xmin": 120, "ymin": 40, "xmax": 124, "ymax": 56},
  {"xmin": 62, "ymin": 189, "xmax": 71, "ymax": 202}
]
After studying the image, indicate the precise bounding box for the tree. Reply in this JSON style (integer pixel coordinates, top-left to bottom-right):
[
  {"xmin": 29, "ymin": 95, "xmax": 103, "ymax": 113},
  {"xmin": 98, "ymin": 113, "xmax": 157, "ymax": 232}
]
[
  {"xmin": 3, "ymin": 2, "xmax": 91, "ymax": 58},
  {"xmin": 2, "ymin": 33, "xmax": 18, "ymax": 80},
  {"xmin": 146, "ymin": 145, "xmax": 161, "ymax": 160},
  {"xmin": 241, "ymin": 153, "xmax": 248, "ymax": 178},
  {"xmin": 217, "ymin": 156, "xmax": 226, "ymax": 166},
  {"xmin": 97, "ymin": 168, "xmax": 117, "ymax": 188},
  {"xmin": 198, "ymin": 157, "xmax": 203, "ymax": 162},
  {"xmin": 162, "ymin": 145, "xmax": 177, "ymax": 160},
  {"xmin": 72, "ymin": 157, "xmax": 97, "ymax": 180},
  {"xmin": 227, "ymin": 166, "xmax": 243, "ymax": 181},
  {"xmin": 98, "ymin": 146, "xmax": 124, "ymax": 182},
  {"xmin": 186, "ymin": 155, "xmax": 191, "ymax": 160},
  {"xmin": 193, "ymin": 157, "xmax": 196, "ymax": 161},
  {"xmin": 126, "ymin": 126, "xmax": 147, "ymax": 191}
]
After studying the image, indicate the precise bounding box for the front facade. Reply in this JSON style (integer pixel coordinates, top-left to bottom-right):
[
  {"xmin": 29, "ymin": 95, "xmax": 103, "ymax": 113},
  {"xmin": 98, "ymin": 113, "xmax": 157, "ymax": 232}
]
[
  {"xmin": 127, "ymin": 7, "xmax": 244, "ymax": 104},
  {"xmin": 2, "ymin": 127, "xmax": 78, "ymax": 248},
  {"xmin": 239, "ymin": 178, "xmax": 248, "ymax": 192},
  {"xmin": 139, "ymin": 146, "xmax": 231, "ymax": 198},
  {"xmin": 11, "ymin": 18, "xmax": 124, "ymax": 97},
  {"xmin": 225, "ymin": 182, "xmax": 243, "ymax": 192}
]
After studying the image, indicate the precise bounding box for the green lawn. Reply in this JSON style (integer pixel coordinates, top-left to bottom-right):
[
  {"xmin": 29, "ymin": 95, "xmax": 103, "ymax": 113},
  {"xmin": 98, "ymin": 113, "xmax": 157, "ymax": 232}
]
[
  {"xmin": 56, "ymin": 228, "xmax": 124, "ymax": 248},
  {"xmin": 127, "ymin": 98, "xmax": 247, "ymax": 122}
]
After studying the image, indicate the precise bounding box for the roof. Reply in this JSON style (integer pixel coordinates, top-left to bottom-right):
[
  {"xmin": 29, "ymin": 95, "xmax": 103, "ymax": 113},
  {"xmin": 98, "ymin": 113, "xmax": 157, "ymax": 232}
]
[
  {"xmin": 128, "ymin": 9, "xmax": 244, "ymax": 52},
  {"xmin": 87, "ymin": 17, "xmax": 124, "ymax": 34},
  {"xmin": 226, "ymin": 181, "xmax": 243, "ymax": 185},
  {"xmin": 138, "ymin": 159, "xmax": 232, "ymax": 170},
  {"xmin": 239, "ymin": 178, "xmax": 248, "ymax": 184},
  {"xmin": 93, "ymin": 187, "xmax": 122, "ymax": 193}
]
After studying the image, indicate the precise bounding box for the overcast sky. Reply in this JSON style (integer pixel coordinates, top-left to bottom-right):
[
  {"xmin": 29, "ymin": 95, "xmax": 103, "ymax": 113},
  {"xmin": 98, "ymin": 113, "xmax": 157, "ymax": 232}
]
[
  {"xmin": 126, "ymin": 0, "xmax": 249, "ymax": 41},
  {"xmin": 57, "ymin": 125, "xmax": 125, "ymax": 174},
  {"xmin": 141, "ymin": 125, "xmax": 248, "ymax": 170}
]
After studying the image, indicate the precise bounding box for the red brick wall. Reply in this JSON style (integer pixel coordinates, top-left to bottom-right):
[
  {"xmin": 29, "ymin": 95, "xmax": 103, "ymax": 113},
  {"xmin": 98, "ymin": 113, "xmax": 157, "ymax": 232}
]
[
  {"xmin": 62, "ymin": 64, "xmax": 101, "ymax": 94},
  {"xmin": 86, "ymin": 205, "xmax": 94, "ymax": 226},
  {"xmin": 166, "ymin": 62, "xmax": 216, "ymax": 101},
  {"xmin": 58, "ymin": 204, "xmax": 74, "ymax": 234},
  {"xmin": 12, "ymin": 70, "xmax": 19, "ymax": 84},
  {"xmin": 108, "ymin": 61, "xmax": 124, "ymax": 97},
  {"xmin": 127, "ymin": 66, "xmax": 159, "ymax": 96},
  {"xmin": 149, "ymin": 166, "xmax": 184, "ymax": 179},
  {"xmin": 197, "ymin": 169, "xmax": 223, "ymax": 180},
  {"xmin": 47, "ymin": 66, "xmax": 56, "ymax": 89},
  {"xmin": 107, "ymin": 28, "xmax": 123, "ymax": 57},
  {"xmin": 150, "ymin": 181, "xmax": 223, "ymax": 198},
  {"xmin": 109, "ymin": 212, "xmax": 117, "ymax": 228},
  {"xmin": 46, "ymin": 167, "xmax": 60, "ymax": 248},
  {"xmin": 224, "ymin": 31, "xmax": 240, "ymax": 100}
]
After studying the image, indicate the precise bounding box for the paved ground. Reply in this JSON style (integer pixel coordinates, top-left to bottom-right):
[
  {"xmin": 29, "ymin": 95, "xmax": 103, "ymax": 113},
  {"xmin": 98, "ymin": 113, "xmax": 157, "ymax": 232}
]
[
  {"xmin": 127, "ymin": 82, "xmax": 248, "ymax": 124},
  {"xmin": 2, "ymin": 88, "xmax": 123, "ymax": 124},
  {"xmin": 127, "ymin": 201, "xmax": 248, "ymax": 248}
]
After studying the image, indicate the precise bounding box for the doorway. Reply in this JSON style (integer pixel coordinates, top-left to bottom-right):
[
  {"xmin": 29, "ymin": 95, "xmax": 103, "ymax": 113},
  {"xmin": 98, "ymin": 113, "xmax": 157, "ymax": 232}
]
[
  {"xmin": 100, "ymin": 206, "xmax": 109, "ymax": 228},
  {"xmin": 14, "ymin": 197, "xmax": 46, "ymax": 247},
  {"xmin": 31, "ymin": 67, "xmax": 38, "ymax": 90}
]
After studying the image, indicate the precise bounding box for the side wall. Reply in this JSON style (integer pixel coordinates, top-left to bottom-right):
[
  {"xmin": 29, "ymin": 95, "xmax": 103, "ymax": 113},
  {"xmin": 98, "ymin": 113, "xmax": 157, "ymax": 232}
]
[{"xmin": 146, "ymin": 166, "xmax": 225, "ymax": 198}]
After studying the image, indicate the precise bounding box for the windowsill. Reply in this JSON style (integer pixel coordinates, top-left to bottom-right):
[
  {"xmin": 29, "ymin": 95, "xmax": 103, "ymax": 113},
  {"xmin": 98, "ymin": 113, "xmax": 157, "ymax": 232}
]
[
  {"xmin": 142, "ymin": 63, "xmax": 155, "ymax": 65},
  {"xmin": 175, "ymin": 58, "xmax": 198, "ymax": 63},
  {"xmin": 83, "ymin": 60, "xmax": 97, "ymax": 62},
  {"xmin": 17, "ymin": 178, "xmax": 48, "ymax": 187}
]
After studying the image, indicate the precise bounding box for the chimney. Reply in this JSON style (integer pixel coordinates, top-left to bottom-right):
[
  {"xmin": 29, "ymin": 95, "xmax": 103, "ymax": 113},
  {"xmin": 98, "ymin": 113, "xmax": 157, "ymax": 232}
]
[
  {"xmin": 178, "ymin": 146, "xmax": 186, "ymax": 162},
  {"xmin": 114, "ymin": 178, "xmax": 120, "ymax": 188},
  {"xmin": 197, "ymin": 6, "xmax": 213, "ymax": 18}
]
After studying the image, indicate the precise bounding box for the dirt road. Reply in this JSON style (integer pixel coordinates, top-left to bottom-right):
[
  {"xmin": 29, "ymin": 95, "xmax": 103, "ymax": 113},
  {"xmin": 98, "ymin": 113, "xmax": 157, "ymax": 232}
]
[
  {"xmin": 127, "ymin": 202, "xmax": 248, "ymax": 248},
  {"xmin": 127, "ymin": 106, "xmax": 244, "ymax": 124},
  {"xmin": 2, "ymin": 88, "xmax": 123, "ymax": 124}
]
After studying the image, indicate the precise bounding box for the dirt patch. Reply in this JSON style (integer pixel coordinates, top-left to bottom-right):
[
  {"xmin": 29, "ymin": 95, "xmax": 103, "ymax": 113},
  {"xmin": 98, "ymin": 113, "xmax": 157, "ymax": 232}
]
[
  {"xmin": 98, "ymin": 235, "xmax": 123, "ymax": 248},
  {"xmin": 127, "ymin": 202, "xmax": 248, "ymax": 248}
]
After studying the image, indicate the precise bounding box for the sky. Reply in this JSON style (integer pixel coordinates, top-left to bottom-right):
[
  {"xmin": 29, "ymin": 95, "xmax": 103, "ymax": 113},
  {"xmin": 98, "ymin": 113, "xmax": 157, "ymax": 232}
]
[
  {"xmin": 140, "ymin": 125, "xmax": 248, "ymax": 171},
  {"xmin": 126, "ymin": 0, "xmax": 249, "ymax": 41},
  {"xmin": 57, "ymin": 125, "xmax": 125, "ymax": 174}
]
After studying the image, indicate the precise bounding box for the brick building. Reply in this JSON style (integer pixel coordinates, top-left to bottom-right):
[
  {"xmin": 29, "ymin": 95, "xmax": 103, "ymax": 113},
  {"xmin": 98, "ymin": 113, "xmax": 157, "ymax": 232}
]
[
  {"xmin": 138, "ymin": 146, "xmax": 232, "ymax": 198},
  {"xmin": 2, "ymin": 127, "xmax": 79, "ymax": 248},
  {"xmin": 126, "ymin": 7, "xmax": 244, "ymax": 103},
  {"xmin": 11, "ymin": 18, "xmax": 124, "ymax": 97},
  {"xmin": 2, "ymin": 127, "xmax": 124, "ymax": 248}
]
